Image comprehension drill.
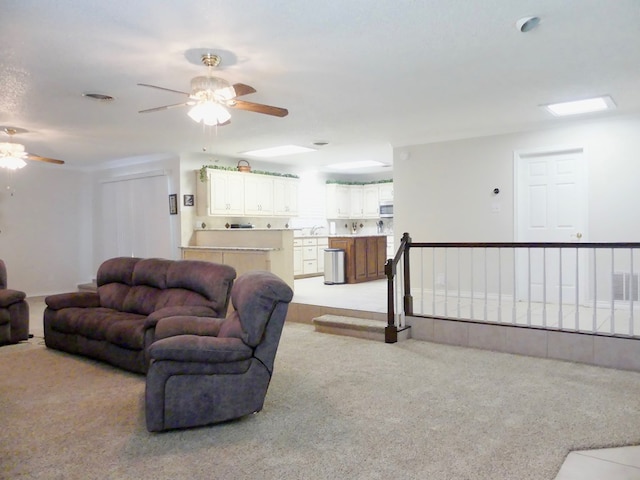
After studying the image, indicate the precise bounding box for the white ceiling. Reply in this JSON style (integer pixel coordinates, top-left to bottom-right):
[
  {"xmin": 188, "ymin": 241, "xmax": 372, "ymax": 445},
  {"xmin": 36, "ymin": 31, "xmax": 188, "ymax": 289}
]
[{"xmin": 1, "ymin": 0, "xmax": 640, "ymax": 174}]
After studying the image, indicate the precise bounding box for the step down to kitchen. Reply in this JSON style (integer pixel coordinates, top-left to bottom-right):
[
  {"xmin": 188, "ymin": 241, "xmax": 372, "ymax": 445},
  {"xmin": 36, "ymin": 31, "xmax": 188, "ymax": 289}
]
[{"xmin": 312, "ymin": 314, "xmax": 411, "ymax": 342}]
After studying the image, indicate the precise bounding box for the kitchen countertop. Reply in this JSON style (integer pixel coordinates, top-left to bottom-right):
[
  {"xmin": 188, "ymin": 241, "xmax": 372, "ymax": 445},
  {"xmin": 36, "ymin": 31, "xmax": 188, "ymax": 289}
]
[{"xmin": 181, "ymin": 246, "xmax": 282, "ymax": 251}]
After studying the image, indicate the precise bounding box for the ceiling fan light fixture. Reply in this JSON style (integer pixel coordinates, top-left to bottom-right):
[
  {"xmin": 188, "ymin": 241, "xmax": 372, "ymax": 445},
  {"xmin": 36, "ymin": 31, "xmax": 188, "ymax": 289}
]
[
  {"xmin": 0, "ymin": 142, "xmax": 27, "ymax": 169},
  {"xmin": 188, "ymin": 102, "xmax": 231, "ymax": 126},
  {"xmin": 190, "ymin": 76, "xmax": 236, "ymax": 102}
]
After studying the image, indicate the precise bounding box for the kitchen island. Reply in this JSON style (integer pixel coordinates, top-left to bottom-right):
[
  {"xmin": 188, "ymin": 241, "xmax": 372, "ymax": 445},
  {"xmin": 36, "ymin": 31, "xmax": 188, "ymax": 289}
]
[
  {"xmin": 182, "ymin": 228, "xmax": 294, "ymax": 288},
  {"xmin": 328, "ymin": 235, "xmax": 387, "ymax": 284}
]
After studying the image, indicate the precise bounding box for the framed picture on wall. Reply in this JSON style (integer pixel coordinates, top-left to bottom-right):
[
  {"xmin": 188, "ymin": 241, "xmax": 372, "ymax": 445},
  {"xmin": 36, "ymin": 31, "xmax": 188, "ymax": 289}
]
[
  {"xmin": 183, "ymin": 194, "xmax": 194, "ymax": 207},
  {"xmin": 168, "ymin": 194, "xmax": 178, "ymax": 215}
]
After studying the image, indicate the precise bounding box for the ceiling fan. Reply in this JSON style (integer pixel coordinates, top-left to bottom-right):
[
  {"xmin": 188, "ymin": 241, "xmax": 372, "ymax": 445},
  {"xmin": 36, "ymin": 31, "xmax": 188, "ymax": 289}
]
[
  {"xmin": 138, "ymin": 53, "xmax": 288, "ymax": 126},
  {"xmin": 0, "ymin": 127, "xmax": 65, "ymax": 170}
]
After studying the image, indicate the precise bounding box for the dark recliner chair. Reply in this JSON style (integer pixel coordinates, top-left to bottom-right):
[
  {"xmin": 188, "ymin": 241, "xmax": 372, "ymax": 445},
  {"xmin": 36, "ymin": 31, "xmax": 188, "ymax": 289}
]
[
  {"xmin": 0, "ymin": 260, "xmax": 29, "ymax": 345},
  {"xmin": 145, "ymin": 270, "xmax": 294, "ymax": 432}
]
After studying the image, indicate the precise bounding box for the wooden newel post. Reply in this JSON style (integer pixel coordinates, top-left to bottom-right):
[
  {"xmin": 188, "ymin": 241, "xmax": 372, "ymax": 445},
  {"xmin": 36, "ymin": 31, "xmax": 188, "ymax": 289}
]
[
  {"xmin": 385, "ymin": 258, "xmax": 397, "ymax": 343},
  {"xmin": 402, "ymin": 233, "xmax": 413, "ymax": 316}
]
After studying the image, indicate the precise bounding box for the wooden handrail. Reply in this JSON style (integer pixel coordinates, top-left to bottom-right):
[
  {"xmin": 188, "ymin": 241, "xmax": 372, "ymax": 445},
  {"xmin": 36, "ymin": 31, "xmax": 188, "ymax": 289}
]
[{"xmin": 385, "ymin": 234, "xmax": 640, "ymax": 343}]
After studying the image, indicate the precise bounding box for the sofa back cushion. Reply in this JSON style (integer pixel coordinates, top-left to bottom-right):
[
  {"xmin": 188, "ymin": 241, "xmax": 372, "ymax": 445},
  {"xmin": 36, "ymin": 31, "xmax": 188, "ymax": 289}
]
[
  {"xmin": 97, "ymin": 257, "xmax": 141, "ymax": 311},
  {"xmin": 160, "ymin": 260, "xmax": 236, "ymax": 317},
  {"xmin": 123, "ymin": 258, "xmax": 172, "ymax": 315},
  {"xmin": 227, "ymin": 270, "xmax": 293, "ymax": 346},
  {"xmin": 96, "ymin": 257, "xmax": 236, "ymax": 317}
]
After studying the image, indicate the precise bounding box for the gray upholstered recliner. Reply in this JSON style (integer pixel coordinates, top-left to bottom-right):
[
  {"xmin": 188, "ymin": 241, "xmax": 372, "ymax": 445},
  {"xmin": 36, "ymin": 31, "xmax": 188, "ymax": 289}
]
[
  {"xmin": 0, "ymin": 260, "xmax": 29, "ymax": 345},
  {"xmin": 145, "ymin": 270, "xmax": 294, "ymax": 432}
]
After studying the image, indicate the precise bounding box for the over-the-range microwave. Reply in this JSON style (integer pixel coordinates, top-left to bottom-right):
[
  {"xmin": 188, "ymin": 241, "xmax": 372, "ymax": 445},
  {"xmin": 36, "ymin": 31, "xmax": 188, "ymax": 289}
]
[{"xmin": 379, "ymin": 201, "xmax": 393, "ymax": 218}]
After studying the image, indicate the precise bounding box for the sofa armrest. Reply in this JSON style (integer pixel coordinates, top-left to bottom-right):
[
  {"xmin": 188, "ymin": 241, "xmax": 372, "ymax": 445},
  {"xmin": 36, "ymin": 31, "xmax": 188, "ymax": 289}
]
[
  {"xmin": 148, "ymin": 335, "xmax": 253, "ymax": 363},
  {"xmin": 0, "ymin": 289, "xmax": 26, "ymax": 308},
  {"xmin": 144, "ymin": 305, "xmax": 219, "ymax": 329},
  {"xmin": 45, "ymin": 292, "xmax": 101, "ymax": 310},
  {"xmin": 154, "ymin": 315, "xmax": 225, "ymax": 341}
]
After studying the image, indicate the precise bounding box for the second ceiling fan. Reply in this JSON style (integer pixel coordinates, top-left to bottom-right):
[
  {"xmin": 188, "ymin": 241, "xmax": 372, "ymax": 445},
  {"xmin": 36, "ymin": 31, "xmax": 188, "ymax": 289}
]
[{"xmin": 138, "ymin": 53, "xmax": 288, "ymax": 126}]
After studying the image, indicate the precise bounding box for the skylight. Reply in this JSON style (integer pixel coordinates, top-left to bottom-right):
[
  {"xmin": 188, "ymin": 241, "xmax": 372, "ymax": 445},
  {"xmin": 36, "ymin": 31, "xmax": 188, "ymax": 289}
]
[
  {"xmin": 542, "ymin": 96, "xmax": 616, "ymax": 117},
  {"xmin": 242, "ymin": 145, "xmax": 316, "ymax": 157},
  {"xmin": 326, "ymin": 160, "xmax": 385, "ymax": 170}
]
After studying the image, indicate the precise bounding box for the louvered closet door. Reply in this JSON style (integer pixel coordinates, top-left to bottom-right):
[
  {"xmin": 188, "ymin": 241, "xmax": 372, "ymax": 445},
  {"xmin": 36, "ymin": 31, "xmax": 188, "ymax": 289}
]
[{"xmin": 99, "ymin": 173, "xmax": 172, "ymax": 262}]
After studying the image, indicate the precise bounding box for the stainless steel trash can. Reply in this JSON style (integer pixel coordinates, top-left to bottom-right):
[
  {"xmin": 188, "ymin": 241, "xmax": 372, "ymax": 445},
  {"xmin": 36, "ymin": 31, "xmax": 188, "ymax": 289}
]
[{"xmin": 324, "ymin": 248, "xmax": 345, "ymax": 285}]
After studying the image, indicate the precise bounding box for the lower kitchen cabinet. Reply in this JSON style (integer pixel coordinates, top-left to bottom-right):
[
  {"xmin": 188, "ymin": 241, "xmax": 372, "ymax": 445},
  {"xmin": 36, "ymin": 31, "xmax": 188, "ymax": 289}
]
[
  {"xmin": 328, "ymin": 235, "xmax": 386, "ymax": 284},
  {"xmin": 293, "ymin": 236, "xmax": 328, "ymax": 278}
]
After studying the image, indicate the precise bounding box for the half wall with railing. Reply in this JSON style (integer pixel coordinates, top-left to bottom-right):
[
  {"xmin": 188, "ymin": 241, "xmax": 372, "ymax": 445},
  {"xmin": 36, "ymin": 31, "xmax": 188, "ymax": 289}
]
[{"xmin": 385, "ymin": 233, "xmax": 640, "ymax": 369}]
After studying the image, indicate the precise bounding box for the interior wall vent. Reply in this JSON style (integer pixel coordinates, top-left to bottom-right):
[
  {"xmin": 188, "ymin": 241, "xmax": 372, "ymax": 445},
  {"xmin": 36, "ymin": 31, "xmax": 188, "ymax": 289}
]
[{"xmin": 613, "ymin": 272, "xmax": 639, "ymax": 301}]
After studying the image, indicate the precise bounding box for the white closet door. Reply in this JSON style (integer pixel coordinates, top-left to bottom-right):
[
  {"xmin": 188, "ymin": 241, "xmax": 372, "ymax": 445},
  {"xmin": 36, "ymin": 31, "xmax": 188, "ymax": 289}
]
[{"xmin": 99, "ymin": 173, "xmax": 172, "ymax": 261}]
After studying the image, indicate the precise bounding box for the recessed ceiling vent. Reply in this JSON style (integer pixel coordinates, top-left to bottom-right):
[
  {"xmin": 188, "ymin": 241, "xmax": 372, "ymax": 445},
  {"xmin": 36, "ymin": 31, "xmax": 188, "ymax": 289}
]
[
  {"xmin": 516, "ymin": 16, "xmax": 540, "ymax": 33},
  {"xmin": 82, "ymin": 93, "xmax": 115, "ymax": 101}
]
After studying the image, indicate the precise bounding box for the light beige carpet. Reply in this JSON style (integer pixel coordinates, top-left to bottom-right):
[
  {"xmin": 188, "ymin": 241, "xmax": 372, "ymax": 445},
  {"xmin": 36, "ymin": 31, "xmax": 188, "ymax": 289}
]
[{"xmin": 2, "ymin": 323, "xmax": 640, "ymax": 480}]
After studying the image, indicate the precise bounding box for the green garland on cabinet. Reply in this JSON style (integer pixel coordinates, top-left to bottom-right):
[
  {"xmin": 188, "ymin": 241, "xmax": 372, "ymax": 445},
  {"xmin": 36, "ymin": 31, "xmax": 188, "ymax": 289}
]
[
  {"xmin": 325, "ymin": 179, "xmax": 392, "ymax": 185},
  {"xmin": 199, "ymin": 165, "xmax": 299, "ymax": 182}
]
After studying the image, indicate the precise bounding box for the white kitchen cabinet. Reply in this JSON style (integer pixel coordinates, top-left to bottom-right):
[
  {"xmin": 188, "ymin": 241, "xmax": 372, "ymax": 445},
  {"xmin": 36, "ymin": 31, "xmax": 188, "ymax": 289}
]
[
  {"xmin": 379, "ymin": 182, "xmax": 394, "ymax": 202},
  {"xmin": 207, "ymin": 169, "xmax": 245, "ymax": 216},
  {"xmin": 197, "ymin": 169, "xmax": 299, "ymax": 218},
  {"xmin": 316, "ymin": 237, "xmax": 328, "ymax": 273},
  {"xmin": 349, "ymin": 185, "xmax": 364, "ymax": 218},
  {"xmin": 326, "ymin": 184, "xmax": 351, "ymax": 218},
  {"xmin": 302, "ymin": 238, "xmax": 318, "ymax": 274},
  {"xmin": 363, "ymin": 184, "xmax": 380, "ymax": 218},
  {"xmin": 273, "ymin": 177, "xmax": 299, "ymax": 216},
  {"xmin": 294, "ymin": 237, "xmax": 328, "ymax": 277},
  {"xmin": 244, "ymin": 174, "xmax": 274, "ymax": 216},
  {"xmin": 293, "ymin": 238, "xmax": 303, "ymax": 275}
]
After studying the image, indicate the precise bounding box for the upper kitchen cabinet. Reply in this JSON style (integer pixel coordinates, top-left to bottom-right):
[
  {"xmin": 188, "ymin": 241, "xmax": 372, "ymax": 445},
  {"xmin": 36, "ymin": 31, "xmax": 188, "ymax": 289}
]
[
  {"xmin": 362, "ymin": 184, "xmax": 380, "ymax": 218},
  {"xmin": 244, "ymin": 174, "xmax": 274, "ymax": 216},
  {"xmin": 349, "ymin": 185, "xmax": 364, "ymax": 218},
  {"xmin": 273, "ymin": 177, "xmax": 299, "ymax": 216},
  {"xmin": 197, "ymin": 168, "xmax": 299, "ymax": 218},
  {"xmin": 326, "ymin": 181, "xmax": 393, "ymax": 220},
  {"xmin": 197, "ymin": 169, "xmax": 245, "ymax": 216},
  {"xmin": 378, "ymin": 182, "xmax": 394, "ymax": 202},
  {"xmin": 326, "ymin": 184, "xmax": 351, "ymax": 218}
]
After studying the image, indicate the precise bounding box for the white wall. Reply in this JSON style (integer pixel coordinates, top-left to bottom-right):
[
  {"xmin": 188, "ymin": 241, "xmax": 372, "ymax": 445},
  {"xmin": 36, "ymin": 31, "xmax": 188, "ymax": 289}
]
[
  {"xmin": 394, "ymin": 113, "xmax": 640, "ymax": 244},
  {"xmin": 0, "ymin": 165, "xmax": 92, "ymax": 296}
]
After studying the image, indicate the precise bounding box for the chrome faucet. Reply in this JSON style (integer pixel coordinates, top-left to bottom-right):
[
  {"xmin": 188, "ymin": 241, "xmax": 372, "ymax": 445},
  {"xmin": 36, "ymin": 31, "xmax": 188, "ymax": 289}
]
[{"xmin": 310, "ymin": 225, "xmax": 324, "ymax": 236}]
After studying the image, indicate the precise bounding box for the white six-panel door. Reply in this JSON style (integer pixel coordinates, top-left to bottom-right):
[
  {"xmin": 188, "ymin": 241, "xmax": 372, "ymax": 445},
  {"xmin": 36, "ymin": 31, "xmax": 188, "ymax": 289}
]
[{"xmin": 515, "ymin": 148, "xmax": 588, "ymax": 304}]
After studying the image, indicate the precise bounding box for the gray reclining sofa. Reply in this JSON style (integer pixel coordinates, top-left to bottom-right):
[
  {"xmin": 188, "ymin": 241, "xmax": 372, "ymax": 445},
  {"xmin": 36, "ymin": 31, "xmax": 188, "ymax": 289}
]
[{"xmin": 44, "ymin": 257, "xmax": 236, "ymax": 373}]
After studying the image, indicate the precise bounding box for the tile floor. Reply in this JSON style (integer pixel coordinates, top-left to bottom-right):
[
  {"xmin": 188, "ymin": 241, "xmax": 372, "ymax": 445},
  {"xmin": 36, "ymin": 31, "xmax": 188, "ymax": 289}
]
[
  {"xmin": 21, "ymin": 281, "xmax": 640, "ymax": 480},
  {"xmin": 292, "ymin": 276, "xmax": 640, "ymax": 480}
]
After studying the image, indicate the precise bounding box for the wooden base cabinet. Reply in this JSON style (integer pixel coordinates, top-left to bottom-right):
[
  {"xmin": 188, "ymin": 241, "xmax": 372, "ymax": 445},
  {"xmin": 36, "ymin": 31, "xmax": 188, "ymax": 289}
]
[{"xmin": 328, "ymin": 235, "xmax": 386, "ymax": 283}]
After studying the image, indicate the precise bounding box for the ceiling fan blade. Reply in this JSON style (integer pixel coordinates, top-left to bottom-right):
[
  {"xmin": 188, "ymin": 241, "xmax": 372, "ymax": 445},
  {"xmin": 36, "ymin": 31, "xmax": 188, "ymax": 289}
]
[
  {"xmin": 229, "ymin": 100, "xmax": 289, "ymax": 117},
  {"xmin": 232, "ymin": 83, "xmax": 257, "ymax": 97},
  {"xmin": 138, "ymin": 102, "xmax": 193, "ymax": 113},
  {"xmin": 137, "ymin": 83, "xmax": 191, "ymax": 96},
  {"xmin": 25, "ymin": 153, "xmax": 65, "ymax": 165}
]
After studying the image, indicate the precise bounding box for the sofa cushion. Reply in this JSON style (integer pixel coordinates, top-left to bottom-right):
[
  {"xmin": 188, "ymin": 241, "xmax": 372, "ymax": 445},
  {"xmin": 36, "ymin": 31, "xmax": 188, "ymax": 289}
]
[
  {"xmin": 105, "ymin": 319, "xmax": 147, "ymax": 350},
  {"xmin": 123, "ymin": 285, "xmax": 162, "ymax": 315},
  {"xmin": 217, "ymin": 313, "xmax": 244, "ymax": 339},
  {"xmin": 166, "ymin": 261, "xmax": 236, "ymax": 314},
  {"xmin": 98, "ymin": 283, "xmax": 131, "ymax": 312},
  {"xmin": 132, "ymin": 258, "xmax": 172, "ymax": 289},
  {"xmin": 97, "ymin": 257, "xmax": 139, "ymax": 287},
  {"xmin": 51, "ymin": 307, "xmax": 144, "ymax": 342}
]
